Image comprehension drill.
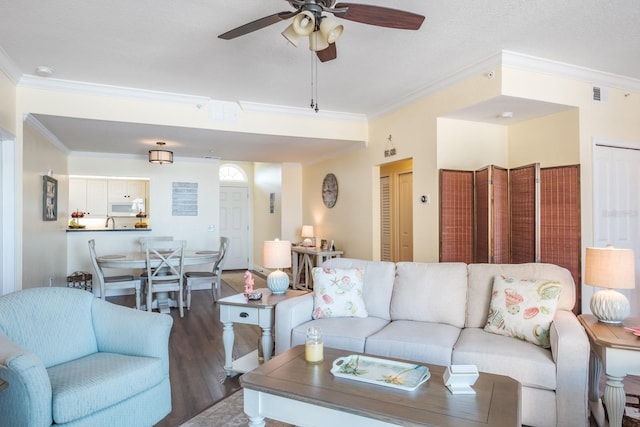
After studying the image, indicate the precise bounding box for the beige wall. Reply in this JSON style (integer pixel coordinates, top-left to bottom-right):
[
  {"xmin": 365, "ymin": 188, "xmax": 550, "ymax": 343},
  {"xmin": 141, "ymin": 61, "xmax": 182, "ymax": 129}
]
[
  {"xmin": 508, "ymin": 109, "xmax": 580, "ymax": 168},
  {"xmin": 438, "ymin": 119, "xmax": 509, "ymax": 170},
  {"xmin": 22, "ymin": 123, "xmax": 68, "ymax": 289}
]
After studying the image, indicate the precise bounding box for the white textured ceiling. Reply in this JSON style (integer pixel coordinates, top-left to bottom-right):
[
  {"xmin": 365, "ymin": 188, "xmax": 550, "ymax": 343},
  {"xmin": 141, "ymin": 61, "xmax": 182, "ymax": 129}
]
[{"xmin": 2, "ymin": 0, "xmax": 639, "ymax": 162}]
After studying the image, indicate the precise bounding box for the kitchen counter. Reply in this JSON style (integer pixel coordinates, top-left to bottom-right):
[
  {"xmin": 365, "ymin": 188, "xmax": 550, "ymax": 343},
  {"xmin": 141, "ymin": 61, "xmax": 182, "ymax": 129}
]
[{"xmin": 66, "ymin": 227, "xmax": 152, "ymax": 232}]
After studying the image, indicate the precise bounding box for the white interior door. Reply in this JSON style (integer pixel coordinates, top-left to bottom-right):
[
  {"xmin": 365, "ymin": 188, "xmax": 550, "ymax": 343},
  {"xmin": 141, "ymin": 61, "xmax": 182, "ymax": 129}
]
[
  {"xmin": 220, "ymin": 186, "xmax": 249, "ymax": 270},
  {"xmin": 593, "ymin": 142, "xmax": 640, "ymax": 316}
]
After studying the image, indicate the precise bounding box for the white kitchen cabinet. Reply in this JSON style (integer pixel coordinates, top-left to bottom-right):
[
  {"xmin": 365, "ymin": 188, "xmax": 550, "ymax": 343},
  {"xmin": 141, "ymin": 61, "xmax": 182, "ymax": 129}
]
[
  {"xmin": 69, "ymin": 178, "xmax": 108, "ymax": 216},
  {"xmin": 108, "ymin": 180, "xmax": 147, "ymax": 202}
]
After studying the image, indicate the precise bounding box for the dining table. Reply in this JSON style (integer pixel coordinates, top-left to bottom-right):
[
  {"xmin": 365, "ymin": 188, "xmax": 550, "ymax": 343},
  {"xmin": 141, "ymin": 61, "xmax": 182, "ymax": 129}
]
[{"xmin": 96, "ymin": 250, "xmax": 219, "ymax": 313}]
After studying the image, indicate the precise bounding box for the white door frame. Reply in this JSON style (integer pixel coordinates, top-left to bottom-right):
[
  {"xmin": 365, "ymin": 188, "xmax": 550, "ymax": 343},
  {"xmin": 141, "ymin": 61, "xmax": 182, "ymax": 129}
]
[{"xmin": 1, "ymin": 130, "xmax": 16, "ymax": 295}]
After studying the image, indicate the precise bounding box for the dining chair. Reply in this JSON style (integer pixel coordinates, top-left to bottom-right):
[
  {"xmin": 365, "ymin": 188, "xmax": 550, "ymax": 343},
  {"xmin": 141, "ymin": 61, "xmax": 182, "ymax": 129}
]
[
  {"xmin": 139, "ymin": 236, "xmax": 174, "ymax": 290},
  {"xmin": 185, "ymin": 236, "xmax": 230, "ymax": 308},
  {"xmin": 88, "ymin": 239, "xmax": 142, "ymax": 309},
  {"xmin": 145, "ymin": 240, "xmax": 186, "ymax": 317}
]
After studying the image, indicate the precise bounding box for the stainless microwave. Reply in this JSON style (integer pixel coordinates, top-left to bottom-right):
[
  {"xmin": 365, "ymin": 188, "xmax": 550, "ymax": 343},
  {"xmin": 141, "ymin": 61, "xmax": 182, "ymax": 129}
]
[{"xmin": 108, "ymin": 198, "xmax": 145, "ymax": 216}]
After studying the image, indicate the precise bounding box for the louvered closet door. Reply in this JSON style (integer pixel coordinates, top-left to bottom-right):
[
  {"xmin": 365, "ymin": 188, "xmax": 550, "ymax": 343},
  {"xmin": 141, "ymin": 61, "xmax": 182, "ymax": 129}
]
[
  {"xmin": 439, "ymin": 170, "xmax": 474, "ymax": 263},
  {"xmin": 380, "ymin": 176, "xmax": 392, "ymax": 261},
  {"xmin": 509, "ymin": 164, "xmax": 540, "ymax": 263}
]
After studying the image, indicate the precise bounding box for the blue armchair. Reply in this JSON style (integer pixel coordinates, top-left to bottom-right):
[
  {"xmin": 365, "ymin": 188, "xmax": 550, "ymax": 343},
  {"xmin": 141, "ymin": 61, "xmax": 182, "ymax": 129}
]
[{"xmin": 0, "ymin": 287, "xmax": 173, "ymax": 427}]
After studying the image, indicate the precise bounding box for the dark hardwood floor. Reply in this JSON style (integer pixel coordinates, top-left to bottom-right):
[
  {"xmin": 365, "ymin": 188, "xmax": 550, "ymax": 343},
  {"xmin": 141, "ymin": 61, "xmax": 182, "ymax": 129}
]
[
  {"xmin": 109, "ymin": 271, "xmax": 263, "ymax": 427},
  {"xmin": 108, "ymin": 272, "xmax": 640, "ymax": 426}
]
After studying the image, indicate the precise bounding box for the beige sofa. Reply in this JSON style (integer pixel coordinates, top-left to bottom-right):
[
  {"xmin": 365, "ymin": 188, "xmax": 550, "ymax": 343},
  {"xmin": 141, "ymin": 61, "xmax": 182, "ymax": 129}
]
[{"xmin": 274, "ymin": 258, "xmax": 589, "ymax": 427}]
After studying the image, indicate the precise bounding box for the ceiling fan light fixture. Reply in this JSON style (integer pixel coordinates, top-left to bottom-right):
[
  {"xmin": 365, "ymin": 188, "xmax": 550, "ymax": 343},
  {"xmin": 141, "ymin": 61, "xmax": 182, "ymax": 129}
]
[
  {"xmin": 319, "ymin": 17, "xmax": 343, "ymax": 44},
  {"xmin": 292, "ymin": 10, "xmax": 315, "ymax": 36},
  {"xmin": 149, "ymin": 142, "xmax": 173, "ymax": 164},
  {"xmin": 309, "ymin": 31, "xmax": 329, "ymax": 52},
  {"xmin": 282, "ymin": 24, "xmax": 304, "ymax": 46}
]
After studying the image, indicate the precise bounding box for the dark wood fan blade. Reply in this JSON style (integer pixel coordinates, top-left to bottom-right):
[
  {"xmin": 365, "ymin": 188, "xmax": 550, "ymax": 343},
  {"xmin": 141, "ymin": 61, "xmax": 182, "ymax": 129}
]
[
  {"xmin": 316, "ymin": 43, "xmax": 337, "ymax": 62},
  {"xmin": 333, "ymin": 3, "xmax": 425, "ymax": 30},
  {"xmin": 218, "ymin": 11, "xmax": 297, "ymax": 40}
]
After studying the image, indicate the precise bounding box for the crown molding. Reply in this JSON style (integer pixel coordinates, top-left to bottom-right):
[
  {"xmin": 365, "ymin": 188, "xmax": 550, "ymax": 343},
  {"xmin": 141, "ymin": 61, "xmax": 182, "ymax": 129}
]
[
  {"xmin": 369, "ymin": 50, "xmax": 640, "ymax": 120},
  {"xmin": 23, "ymin": 114, "xmax": 69, "ymax": 154},
  {"xmin": 501, "ymin": 50, "xmax": 640, "ymax": 92},
  {"xmin": 239, "ymin": 101, "xmax": 368, "ymax": 122},
  {"xmin": 0, "ymin": 46, "xmax": 22, "ymax": 84},
  {"xmin": 18, "ymin": 75, "xmax": 211, "ymax": 106}
]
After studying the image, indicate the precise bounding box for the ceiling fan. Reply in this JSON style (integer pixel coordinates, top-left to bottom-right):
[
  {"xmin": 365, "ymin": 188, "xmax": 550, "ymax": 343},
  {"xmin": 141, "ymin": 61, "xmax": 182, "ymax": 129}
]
[{"xmin": 218, "ymin": 0, "xmax": 425, "ymax": 62}]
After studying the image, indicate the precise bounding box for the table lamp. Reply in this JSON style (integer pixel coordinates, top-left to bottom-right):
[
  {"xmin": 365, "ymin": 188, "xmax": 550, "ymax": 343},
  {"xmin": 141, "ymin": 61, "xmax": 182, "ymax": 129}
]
[
  {"xmin": 263, "ymin": 239, "xmax": 292, "ymax": 294},
  {"xmin": 301, "ymin": 225, "xmax": 315, "ymax": 247},
  {"xmin": 585, "ymin": 246, "xmax": 636, "ymax": 324}
]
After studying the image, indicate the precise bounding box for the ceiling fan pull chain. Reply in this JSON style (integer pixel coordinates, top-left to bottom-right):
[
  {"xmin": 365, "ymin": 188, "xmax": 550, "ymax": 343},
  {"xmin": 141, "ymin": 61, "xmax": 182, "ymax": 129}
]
[
  {"xmin": 310, "ymin": 50, "xmax": 315, "ymax": 110},
  {"xmin": 314, "ymin": 52, "xmax": 319, "ymax": 113}
]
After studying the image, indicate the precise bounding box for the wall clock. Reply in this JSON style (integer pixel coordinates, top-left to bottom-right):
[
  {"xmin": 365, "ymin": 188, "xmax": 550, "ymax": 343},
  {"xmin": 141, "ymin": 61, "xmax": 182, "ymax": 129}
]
[{"xmin": 322, "ymin": 173, "xmax": 338, "ymax": 208}]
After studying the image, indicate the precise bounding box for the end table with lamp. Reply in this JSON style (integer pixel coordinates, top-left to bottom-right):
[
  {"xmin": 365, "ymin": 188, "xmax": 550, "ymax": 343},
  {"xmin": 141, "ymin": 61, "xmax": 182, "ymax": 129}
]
[{"xmin": 582, "ymin": 245, "xmax": 639, "ymax": 426}]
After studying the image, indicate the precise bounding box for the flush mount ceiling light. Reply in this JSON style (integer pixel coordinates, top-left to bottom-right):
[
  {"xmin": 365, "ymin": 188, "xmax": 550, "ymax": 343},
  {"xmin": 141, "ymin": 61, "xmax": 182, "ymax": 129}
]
[
  {"xmin": 148, "ymin": 142, "xmax": 173, "ymax": 164},
  {"xmin": 35, "ymin": 65, "xmax": 54, "ymax": 77}
]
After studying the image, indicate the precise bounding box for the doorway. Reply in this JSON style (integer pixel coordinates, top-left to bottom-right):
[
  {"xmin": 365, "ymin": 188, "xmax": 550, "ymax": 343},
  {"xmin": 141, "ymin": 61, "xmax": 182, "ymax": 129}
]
[
  {"xmin": 219, "ymin": 186, "xmax": 250, "ymax": 270},
  {"xmin": 380, "ymin": 159, "xmax": 413, "ymax": 262},
  {"xmin": 1, "ymin": 135, "xmax": 16, "ymax": 295},
  {"xmin": 593, "ymin": 141, "xmax": 640, "ymax": 316}
]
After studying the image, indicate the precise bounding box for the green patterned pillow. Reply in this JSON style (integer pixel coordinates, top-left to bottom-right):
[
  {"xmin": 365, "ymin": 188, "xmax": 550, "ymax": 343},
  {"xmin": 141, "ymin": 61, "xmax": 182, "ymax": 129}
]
[
  {"xmin": 312, "ymin": 267, "xmax": 368, "ymax": 319},
  {"xmin": 484, "ymin": 275, "xmax": 562, "ymax": 348}
]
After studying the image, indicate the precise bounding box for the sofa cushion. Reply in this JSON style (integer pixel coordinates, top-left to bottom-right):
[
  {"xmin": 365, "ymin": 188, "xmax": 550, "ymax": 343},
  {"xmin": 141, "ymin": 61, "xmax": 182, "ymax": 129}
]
[
  {"xmin": 365, "ymin": 320, "xmax": 461, "ymax": 366},
  {"xmin": 312, "ymin": 267, "xmax": 368, "ymax": 319},
  {"xmin": 452, "ymin": 328, "xmax": 556, "ymax": 390},
  {"xmin": 484, "ymin": 275, "xmax": 562, "ymax": 348},
  {"xmin": 291, "ymin": 317, "xmax": 390, "ymax": 353},
  {"xmin": 390, "ymin": 262, "xmax": 468, "ymax": 328},
  {"xmin": 466, "ymin": 263, "xmax": 576, "ymax": 328},
  {"xmin": 47, "ymin": 352, "xmax": 164, "ymax": 424},
  {"xmin": 322, "ymin": 258, "xmax": 396, "ymax": 320}
]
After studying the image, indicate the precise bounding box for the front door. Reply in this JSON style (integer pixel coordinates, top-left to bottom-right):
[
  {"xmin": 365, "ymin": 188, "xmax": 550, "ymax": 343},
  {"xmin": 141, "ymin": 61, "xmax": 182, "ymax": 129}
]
[{"xmin": 220, "ymin": 186, "xmax": 250, "ymax": 270}]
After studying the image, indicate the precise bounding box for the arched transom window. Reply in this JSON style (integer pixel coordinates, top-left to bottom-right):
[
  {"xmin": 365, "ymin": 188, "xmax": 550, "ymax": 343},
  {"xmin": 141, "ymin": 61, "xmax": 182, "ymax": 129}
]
[{"xmin": 219, "ymin": 164, "xmax": 247, "ymax": 182}]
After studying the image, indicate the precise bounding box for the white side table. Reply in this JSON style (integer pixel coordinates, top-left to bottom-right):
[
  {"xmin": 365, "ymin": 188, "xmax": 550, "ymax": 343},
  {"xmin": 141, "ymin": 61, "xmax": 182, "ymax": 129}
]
[
  {"xmin": 219, "ymin": 288, "xmax": 307, "ymax": 376},
  {"xmin": 578, "ymin": 314, "xmax": 640, "ymax": 427}
]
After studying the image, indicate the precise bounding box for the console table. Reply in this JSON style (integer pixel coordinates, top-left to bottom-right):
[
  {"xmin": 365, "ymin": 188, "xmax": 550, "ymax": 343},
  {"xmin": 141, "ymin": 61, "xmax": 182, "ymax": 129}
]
[
  {"xmin": 578, "ymin": 314, "xmax": 640, "ymax": 427},
  {"xmin": 291, "ymin": 246, "xmax": 343, "ymax": 290}
]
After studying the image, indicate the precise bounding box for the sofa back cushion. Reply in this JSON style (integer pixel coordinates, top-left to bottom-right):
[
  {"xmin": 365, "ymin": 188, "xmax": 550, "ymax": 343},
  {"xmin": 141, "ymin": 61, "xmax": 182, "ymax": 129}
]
[
  {"xmin": 390, "ymin": 262, "xmax": 468, "ymax": 328},
  {"xmin": 0, "ymin": 287, "xmax": 99, "ymax": 367},
  {"xmin": 322, "ymin": 258, "xmax": 396, "ymax": 320},
  {"xmin": 466, "ymin": 263, "xmax": 576, "ymax": 328}
]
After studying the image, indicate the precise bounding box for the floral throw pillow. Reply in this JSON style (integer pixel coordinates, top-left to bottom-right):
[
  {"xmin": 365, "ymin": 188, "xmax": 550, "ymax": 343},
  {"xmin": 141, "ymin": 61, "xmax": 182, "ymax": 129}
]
[
  {"xmin": 484, "ymin": 275, "xmax": 562, "ymax": 348},
  {"xmin": 311, "ymin": 267, "xmax": 368, "ymax": 319}
]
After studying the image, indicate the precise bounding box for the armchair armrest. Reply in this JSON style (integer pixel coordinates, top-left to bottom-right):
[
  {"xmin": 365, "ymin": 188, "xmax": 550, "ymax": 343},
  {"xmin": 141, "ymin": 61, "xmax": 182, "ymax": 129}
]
[
  {"xmin": 0, "ymin": 332, "xmax": 52, "ymax": 427},
  {"xmin": 91, "ymin": 299, "xmax": 173, "ymax": 374},
  {"xmin": 550, "ymin": 309, "xmax": 590, "ymax": 427},
  {"xmin": 275, "ymin": 293, "xmax": 314, "ymax": 355}
]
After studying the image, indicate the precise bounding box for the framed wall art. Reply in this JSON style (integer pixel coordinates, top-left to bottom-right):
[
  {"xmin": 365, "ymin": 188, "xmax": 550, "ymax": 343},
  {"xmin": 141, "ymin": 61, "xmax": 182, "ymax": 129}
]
[{"xmin": 43, "ymin": 175, "xmax": 58, "ymax": 221}]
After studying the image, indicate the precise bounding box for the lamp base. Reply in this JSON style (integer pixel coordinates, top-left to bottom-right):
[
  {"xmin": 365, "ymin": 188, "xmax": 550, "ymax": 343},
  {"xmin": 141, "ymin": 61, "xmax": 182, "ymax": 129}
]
[
  {"xmin": 267, "ymin": 269, "xmax": 290, "ymax": 295},
  {"xmin": 590, "ymin": 289, "xmax": 630, "ymax": 324},
  {"xmin": 302, "ymin": 238, "xmax": 313, "ymax": 247}
]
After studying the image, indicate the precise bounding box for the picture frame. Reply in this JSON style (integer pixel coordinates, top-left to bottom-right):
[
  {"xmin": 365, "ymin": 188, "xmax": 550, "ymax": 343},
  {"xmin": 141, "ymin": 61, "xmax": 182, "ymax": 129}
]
[
  {"xmin": 321, "ymin": 239, "xmax": 328, "ymax": 250},
  {"xmin": 43, "ymin": 175, "xmax": 58, "ymax": 221}
]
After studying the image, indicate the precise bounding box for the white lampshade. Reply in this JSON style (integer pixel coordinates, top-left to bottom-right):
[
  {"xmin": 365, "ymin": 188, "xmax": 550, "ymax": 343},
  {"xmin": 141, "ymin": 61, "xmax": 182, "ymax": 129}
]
[
  {"xmin": 263, "ymin": 240, "xmax": 292, "ymax": 269},
  {"xmin": 301, "ymin": 225, "xmax": 314, "ymax": 247},
  {"xmin": 319, "ymin": 17, "xmax": 343, "ymax": 44},
  {"xmin": 585, "ymin": 246, "xmax": 636, "ymax": 323},
  {"xmin": 263, "ymin": 240, "xmax": 291, "ymax": 295}
]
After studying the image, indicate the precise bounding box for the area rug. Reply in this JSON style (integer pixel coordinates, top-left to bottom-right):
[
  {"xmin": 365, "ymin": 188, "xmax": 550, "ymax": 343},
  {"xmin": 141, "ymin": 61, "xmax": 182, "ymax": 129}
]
[{"xmin": 178, "ymin": 389, "xmax": 292, "ymax": 427}]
